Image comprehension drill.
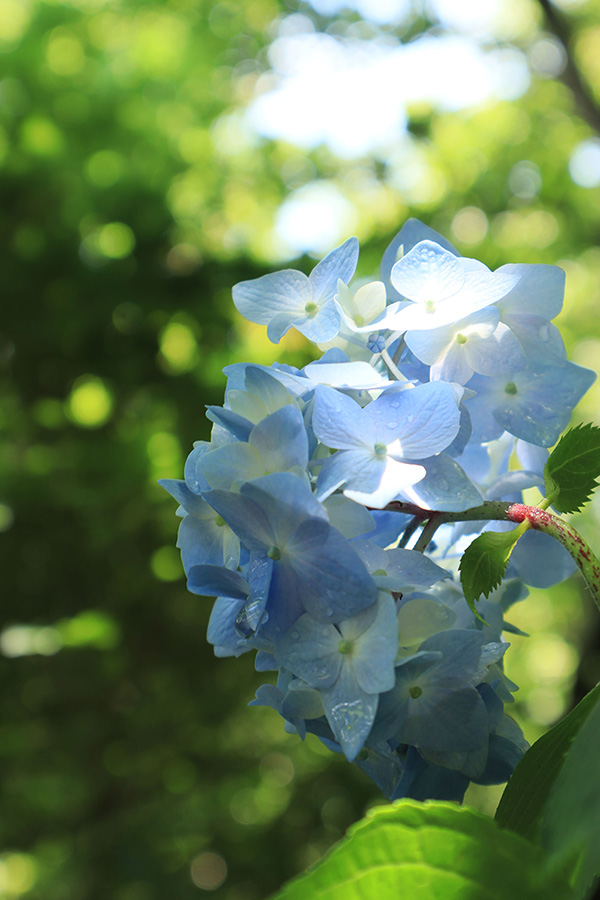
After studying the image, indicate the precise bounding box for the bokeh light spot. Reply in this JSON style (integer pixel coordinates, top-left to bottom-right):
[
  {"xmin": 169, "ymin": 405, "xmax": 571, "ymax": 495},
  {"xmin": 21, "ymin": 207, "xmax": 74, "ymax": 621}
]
[
  {"xmin": 451, "ymin": 207, "xmax": 488, "ymax": 245},
  {"xmin": 190, "ymin": 852, "xmax": 227, "ymax": 891},
  {"xmin": 0, "ymin": 625, "xmax": 62, "ymax": 658},
  {"xmin": 151, "ymin": 546, "xmax": 182, "ymax": 582},
  {"xmin": 97, "ymin": 222, "xmax": 136, "ymax": 259},
  {"xmin": 85, "ymin": 150, "xmax": 125, "ymax": 187},
  {"xmin": 0, "ymin": 853, "xmax": 37, "ymax": 895},
  {"xmin": 21, "ymin": 117, "xmax": 64, "ymax": 158},
  {"xmin": 0, "ymin": 503, "xmax": 14, "ymax": 532},
  {"xmin": 159, "ymin": 321, "xmax": 199, "ymax": 374},
  {"xmin": 46, "ymin": 29, "xmax": 86, "ymax": 76},
  {"xmin": 58, "ymin": 610, "xmax": 120, "ymax": 650},
  {"xmin": 569, "ymin": 138, "xmax": 600, "ymax": 188},
  {"xmin": 66, "ymin": 376, "xmax": 114, "ymax": 428},
  {"xmin": 147, "ymin": 432, "xmax": 182, "ymax": 478},
  {"xmin": 275, "ymin": 181, "xmax": 357, "ymax": 255},
  {"xmin": 0, "ymin": 0, "xmax": 32, "ymax": 51}
]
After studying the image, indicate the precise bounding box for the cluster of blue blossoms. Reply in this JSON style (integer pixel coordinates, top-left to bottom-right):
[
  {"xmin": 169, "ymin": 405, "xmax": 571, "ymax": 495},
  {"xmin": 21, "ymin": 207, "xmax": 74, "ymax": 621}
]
[{"xmin": 161, "ymin": 219, "xmax": 594, "ymax": 802}]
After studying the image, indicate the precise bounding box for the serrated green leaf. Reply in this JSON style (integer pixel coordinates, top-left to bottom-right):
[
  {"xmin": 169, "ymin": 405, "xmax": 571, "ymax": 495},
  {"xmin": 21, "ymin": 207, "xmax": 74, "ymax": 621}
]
[
  {"xmin": 270, "ymin": 800, "xmax": 576, "ymax": 900},
  {"xmin": 459, "ymin": 529, "xmax": 520, "ymax": 613},
  {"xmin": 544, "ymin": 423, "xmax": 600, "ymax": 514},
  {"xmin": 495, "ymin": 682, "xmax": 600, "ymax": 842}
]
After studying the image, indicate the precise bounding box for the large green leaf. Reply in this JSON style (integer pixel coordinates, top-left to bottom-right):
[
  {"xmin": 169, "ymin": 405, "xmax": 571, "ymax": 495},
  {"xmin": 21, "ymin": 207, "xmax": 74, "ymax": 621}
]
[
  {"xmin": 459, "ymin": 530, "xmax": 520, "ymax": 614},
  {"xmin": 271, "ymin": 800, "xmax": 576, "ymax": 899},
  {"xmin": 496, "ymin": 683, "xmax": 600, "ymax": 895},
  {"xmin": 544, "ymin": 423, "xmax": 600, "ymax": 514},
  {"xmin": 495, "ymin": 682, "xmax": 600, "ymax": 838},
  {"xmin": 539, "ymin": 686, "xmax": 600, "ymax": 896}
]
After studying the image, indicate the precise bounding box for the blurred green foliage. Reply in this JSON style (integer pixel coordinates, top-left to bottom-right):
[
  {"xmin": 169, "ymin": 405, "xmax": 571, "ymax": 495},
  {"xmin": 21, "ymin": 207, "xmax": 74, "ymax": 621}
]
[{"xmin": 2, "ymin": 0, "xmax": 600, "ymax": 898}]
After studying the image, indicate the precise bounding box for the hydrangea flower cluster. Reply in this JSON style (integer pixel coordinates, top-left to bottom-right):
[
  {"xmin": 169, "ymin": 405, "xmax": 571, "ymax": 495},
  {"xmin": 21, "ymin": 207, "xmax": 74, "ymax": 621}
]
[{"xmin": 161, "ymin": 219, "xmax": 594, "ymax": 802}]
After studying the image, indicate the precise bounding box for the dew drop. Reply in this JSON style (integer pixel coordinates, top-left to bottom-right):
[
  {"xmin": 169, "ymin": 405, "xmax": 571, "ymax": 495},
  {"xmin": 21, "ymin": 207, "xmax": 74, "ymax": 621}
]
[{"xmin": 326, "ymin": 607, "xmax": 334, "ymax": 617}]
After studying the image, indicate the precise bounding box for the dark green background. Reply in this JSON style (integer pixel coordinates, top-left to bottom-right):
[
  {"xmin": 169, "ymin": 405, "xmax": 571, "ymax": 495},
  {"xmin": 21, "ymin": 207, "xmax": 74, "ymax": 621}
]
[{"xmin": 2, "ymin": 1, "xmax": 600, "ymax": 897}]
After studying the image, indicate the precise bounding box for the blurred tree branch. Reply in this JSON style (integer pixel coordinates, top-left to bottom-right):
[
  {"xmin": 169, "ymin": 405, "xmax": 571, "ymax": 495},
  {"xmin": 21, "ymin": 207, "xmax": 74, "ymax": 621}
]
[{"xmin": 537, "ymin": 0, "xmax": 600, "ymax": 134}]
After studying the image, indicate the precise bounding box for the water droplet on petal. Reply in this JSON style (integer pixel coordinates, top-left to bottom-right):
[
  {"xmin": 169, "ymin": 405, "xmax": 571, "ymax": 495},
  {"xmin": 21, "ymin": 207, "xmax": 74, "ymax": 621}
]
[{"xmin": 326, "ymin": 607, "xmax": 334, "ymax": 617}]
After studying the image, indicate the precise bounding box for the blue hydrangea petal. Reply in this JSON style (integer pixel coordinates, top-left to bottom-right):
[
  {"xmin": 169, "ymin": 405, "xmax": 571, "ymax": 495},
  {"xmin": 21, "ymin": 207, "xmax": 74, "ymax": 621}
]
[
  {"xmin": 391, "ymin": 240, "xmax": 465, "ymax": 303},
  {"xmin": 205, "ymin": 406, "xmax": 253, "ymax": 441},
  {"xmin": 249, "ymin": 405, "xmax": 309, "ymax": 472},
  {"xmin": 236, "ymin": 554, "xmax": 274, "ymax": 638},
  {"xmin": 391, "ymin": 746, "xmax": 469, "ymax": 803},
  {"xmin": 396, "ymin": 598, "xmax": 457, "ymax": 651},
  {"xmin": 159, "ymin": 478, "xmax": 208, "ymax": 516},
  {"xmin": 377, "ymin": 383, "xmax": 461, "ymax": 459},
  {"xmin": 282, "ymin": 684, "xmax": 324, "ymax": 722},
  {"xmin": 241, "ymin": 472, "xmax": 328, "ymax": 534},
  {"xmin": 370, "ymin": 651, "xmax": 440, "ymax": 742},
  {"xmin": 344, "ymin": 458, "xmax": 427, "ymax": 509},
  {"xmin": 249, "ymin": 683, "xmax": 283, "ymax": 712},
  {"xmin": 462, "ymin": 323, "xmax": 527, "ymax": 378},
  {"xmin": 187, "ymin": 564, "xmax": 249, "ymax": 600},
  {"xmin": 496, "ymin": 263, "xmax": 564, "ymax": 320},
  {"xmin": 312, "ymin": 384, "xmax": 369, "ymax": 449},
  {"xmin": 507, "ymin": 529, "xmax": 576, "ymax": 588},
  {"xmin": 492, "ymin": 361, "xmax": 596, "ymax": 447},
  {"xmin": 352, "ymin": 542, "xmax": 450, "ymax": 591},
  {"xmin": 203, "ymin": 489, "xmax": 274, "ymax": 551},
  {"xmin": 309, "ymin": 236, "xmax": 359, "ymax": 304},
  {"xmin": 404, "ymin": 324, "xmax": 454, "ymax": 366},
  {"xmin": 200, "ymin": 442, "xmax": 265, "ymax": 490},
  {"xmin": 354, "ymin": 742, "xmax": 404, "ymax": 799},
  {"xmin": 516, "ymin": 440, "xmax": 548, "ymax": 473},
  {"xmin": 420, "ymin": 742, "xmax": 488, "ymax": 780},
  {"xmin": 183, "ymin": 445, "xmax": 213, "ymax": 494},
  {"xmin": 342, "ymin": 594, "xmax": 398, "ymax": 694},
  {"xmin": 420, "ymin": 629, "xmax": 484, "ymax": 682},
  {"xmin": 304, "ymin": 360, "xmax": 391, "ymax": 389},
  {"xmin": 267, "ymin": 310, "xmax": 303, "ymax": 344},
  {"xmin": 285, "ymin": 520, "xmax": 378, "ymax": 621},
  {"xmin": 321, "ymin": 666, "xmax": 379, "ymax": 760},
  {"xmin": 402, "ymin": 454, "xmax": 482, "ymax": 512},
  {"xmin": 472, "ymin": 734, "xmax": 526, "ymax": 785},
  {"xmin": 381, "ymin": 220, "xmax": 459, "ymax": 303},
  {"xmin": 503, "ymin": 317, "xmax": 566, "ymax": 365},
  {"xmin": 207, "ymin": 597, "xmax": 254, "ymax": 658},
  {"xmin": 316, "ymin": 448, "xmax": 386, "ymax": 501},
  {"xmin": 394, "ymin": 676, "xmax": 489, "ymax": 753},
  {"xmin": 232, "ymin": 269, "xmax": 309, "ymax": 325},
  {"xmin": 294, "ymin": 301, "xmax": 341, "ymax": 343},
  {"xmin": 275, "ymin": 614, "xmax": 341, "ymax": 689},
  {"xmin": 244, "ymin": 366, "xmax": 300, "ymax": 408},
  {"xmin": 322, "ymin": 495, "xmax": 375, "ymax": 539},
  {"xmin": 177, "ymin": 514, "xmax": 237, "ymax": 571}
]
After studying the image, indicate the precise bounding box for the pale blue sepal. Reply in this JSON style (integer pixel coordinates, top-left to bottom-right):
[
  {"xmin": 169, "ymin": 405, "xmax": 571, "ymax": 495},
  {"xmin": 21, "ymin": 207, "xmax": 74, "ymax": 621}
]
[
  {"xmin": 309, "ymin": 236, "xmax": 359, "ymax": 303},
  {"xmin": 205, "ymin": 406, "xmax": 253, "ymax": 441},
  {"xmin": 402, "ymin": 453, "xmax": 482, "ymax": 512},
  {"xmin": 381, "ymin": 219, "xmax": 459, "ymax": 302},
  {"xmin": 232, "ymin": 269, "xmax": 308, "ymax": 324},
  {"xmin": 207, "ymin": 597, "xmax": 254, "ymax": 658},
  {"xmin": 321, "ymin": 666, "xmax": 379, "ymax": 761},
  {"xmin": 187, "ymin": 564, "xmax": 249, "ymax": 600}
]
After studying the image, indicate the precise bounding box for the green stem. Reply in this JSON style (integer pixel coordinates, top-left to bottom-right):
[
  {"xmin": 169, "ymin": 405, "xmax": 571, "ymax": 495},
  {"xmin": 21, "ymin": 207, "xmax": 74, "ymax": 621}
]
[
  {"xmin": 413, "ymin": 512, "xmax": 444, "ymax": 553},
  {"xmin": 384, "ymin": 500, "xmax": 514, "ymax": 553},
  {"xmin": 506, "ymin": 503, "xmax": 600, "ymax": 612},
  {"xmin": 398, "ymin": 515, "xmax": 423, "ymax": 549}
]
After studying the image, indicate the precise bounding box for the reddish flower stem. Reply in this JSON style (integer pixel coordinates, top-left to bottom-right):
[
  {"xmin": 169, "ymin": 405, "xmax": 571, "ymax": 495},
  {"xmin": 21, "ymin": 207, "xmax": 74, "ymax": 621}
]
[{"xmin": 507, "ymin": 503, "xmax": 600, "ymax": 611}]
